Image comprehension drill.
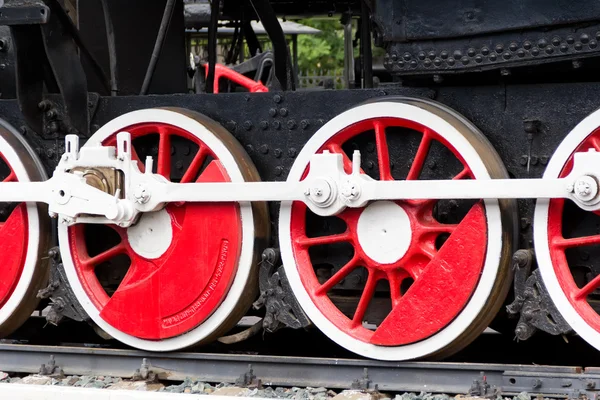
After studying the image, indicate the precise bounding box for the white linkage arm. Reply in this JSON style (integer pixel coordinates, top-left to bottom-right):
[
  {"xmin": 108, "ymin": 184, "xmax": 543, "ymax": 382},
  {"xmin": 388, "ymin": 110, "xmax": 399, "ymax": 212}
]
[{"xmin": 0, "ymin": 133, "xmax": 596, "ymax": 225}]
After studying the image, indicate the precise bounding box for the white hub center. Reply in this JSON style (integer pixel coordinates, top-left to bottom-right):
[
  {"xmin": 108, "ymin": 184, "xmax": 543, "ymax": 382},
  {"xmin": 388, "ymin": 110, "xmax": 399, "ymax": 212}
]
[
  {"xmin": 127, "ymin": 208, "xmax": 173, "ymax": 259},
  {"xmin": 357, "ymin": 201, "xmax": 412, "ymax": 264}
]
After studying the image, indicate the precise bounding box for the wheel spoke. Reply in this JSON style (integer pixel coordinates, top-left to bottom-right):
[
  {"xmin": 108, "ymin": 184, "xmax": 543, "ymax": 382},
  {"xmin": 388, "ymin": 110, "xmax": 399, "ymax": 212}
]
[
  {"xmin": 157, "ymin": 129, "xmax": 172, "ymax": 178},
  {"xmin": 553, "ymin": 235, "xmax": 600, "ymax": 249},
  {"xmin": 453, "ymin": 167, "xmax": 470, "ymax": 180},
  {"xmin": 3, "ymin": 171, "xmax": 15, "ymax": 182},
  {"xmin": 374, "ymin": 121, "xmax": 392, "ymax": 180},
  {"xmin": 316, "ymin": 254, "xmax": 361, "ymax": 295},
  {"xmin": 351, "ymin": 271, "xmax": 378, "ymax": 327},
  {"xmin": 387, "ymin": 269, "xmax": 408, "ymax": 307},
  {"xmin": 576, "ymin": 273, "xmax": 600, "ymax": 300},
  {"xmin": 296, "ymin": 231, "xmax": 353, "ymax": 247},
  {"xmin": 181, "ymin": 146, "xmax": 209, "ymax": 183},
  {"xmin": 406, "ymin": 129, "xmax": 432, "ymax": 180},
  {"xmin": 82, "ymin": 243, "xmax": 128, "ymax": 269}
]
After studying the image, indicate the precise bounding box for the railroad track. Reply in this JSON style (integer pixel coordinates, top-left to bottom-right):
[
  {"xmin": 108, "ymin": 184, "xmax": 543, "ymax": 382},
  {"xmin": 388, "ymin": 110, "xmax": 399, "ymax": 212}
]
[{"xmin": 1, "ymin": 343, "xmax": 600, "ymax": 398}]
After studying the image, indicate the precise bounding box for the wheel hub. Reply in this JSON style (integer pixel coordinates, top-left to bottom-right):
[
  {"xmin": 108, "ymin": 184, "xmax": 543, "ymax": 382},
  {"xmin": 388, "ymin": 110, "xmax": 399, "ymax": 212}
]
[
  {"xmin": 357, "ymin": 201, "xmax": 412, "ymax": 265},
  {"xmin": 127, "ymin": 209, "xmax": 173, "ymax": 259}
]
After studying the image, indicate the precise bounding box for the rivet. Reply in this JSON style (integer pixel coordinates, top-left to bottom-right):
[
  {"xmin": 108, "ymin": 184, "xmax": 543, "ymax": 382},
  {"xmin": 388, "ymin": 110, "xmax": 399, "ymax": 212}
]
[
  {"xmin": 367, "ymin": 161, "xmax": 374, "ymax": 170},
  {"xmin": 398, "ymin": 60, "xmax": 405, "ymax": 68},
  {"xmin": 391, "ymin": 53, "xmax": 398, "ymax": 61},
  {"xmin": 273, "ymin": 120, "xmax": 281, "ymax": 130},
  {"xmin": 531, "ymin": 155, "xmax": 539, "ymax": 165},
  {"xmin": 475, "ymin": 55, "xmax": 483, "ymax": 63},
  {"xmin": 509, "ymin": 42, "xmax": 518, "ymax": 51},
  {"xmin": 523, "ymin": 41, "xmax": 532, "ymax": 50},
  {"xmin": 440, "ymin": 50, "xmax": 449, "ymax": 59},
  {"xmin": 259, "ymin": 145, "xmax": 269, "ymax": 154},
  {"xmin": 46, "ymin": 109, "xmax": 57, "ymax": 119},
  {"xmin": 560, "ymin": 44, "xmax": 568, "ymax": 53},
  {"xmin": 279, "ymin": 108, "xmax": 288, "ymax": 117},
  {"xmin": 243, "ymin": 121, "xmax": 253, "ymax": 131},
  {"xmin": 423, "ymin": 59, "xmax": 432, "ymax": 67},
  {"xmin": 274, "ymin": 149, "xmax": 282, "ymax": 158},
  {"xmin": 495, "ymin": 44, "xmax": 504, "ymax": 53},
  {"xmin": 461, "ymin": 56, "xmax": 469, "ymax": 65},
  {"xmin": 287, "ymin": 120, "xmax": 297, "ymax": 130},
  {"xmin": 453, "ymin": 50, "xmax": 462, "ymax": 59},
  {"xmin": 428, "ymin": 161, "xmax": 436, "ymax": 170},
  {"xmin": 226, "ymin": 121, "xmax": 237, "ymax": 132},
  {"xmin": 288, "ymin": 148, "xmax": 297, "ymax": 158},
  {"xmin": 273, "ymin": 94, "xmax": 282, "ymax": 103},
  {"xmin": 517, "ymin": 49, "xmax": 525, "ymax": 57},
  {"xmin": 503, "ymin": 52, "xmax": 511, "ymax": 60},
  {"xmin": 531, "ymin": 48, "xmax": 540, "ymax": 56},
  {"xmin": 317, "ymin": 119, "xmax": 325, "ymax": 125},
  {"xmin": 573, "ymin": 60, "xmax": 582, "ymax": 69},
  {"xmin": 552, "ymin": 36, "xmax": 561, "ymax": 46},
  {"xmin": 590, "ymin": 40, "xmax": 598, "ymax": 49},
  {"xmin": 410, "ymin": 60, "xmax": 418, "ymax": 68},
  {"xmin": 434, "ymin": 58, "xmax": 442, "ymax": 66},
  {"xmin": 481, "ymin": 46, "xmax": 490, "ymax": 55},
  {"xmin": 447, "ymin": 58, "xmax": 456, "ymax": 66},
  {"xmin": 275, "ymin": 166, "xmax": 283, "ymax": 176},
  {"xmin": 581, "ymin": 33, "xmax": 590, "ymax": 44},
  {"xmin": 575, "ymin": 42, "xmax": 583, "ymax": 51},
  {"xmin": 567, "ymin": 36, "xmax": 575, "ymax": 44},
  {"xmin": 489, "ymin": 54, "xmax": 497, "ymax": 61},
  {"xmin": 403, "ymin": 52, "xmax": 411, "ymax": 61},
  {"xmin": 427, "ymin": 51, "xmax": 436, "ymax": 60},
  {"xmin": 540, "ymin": 156, "xmax": 549, "ymax": 165},
  {"xmin": 467, "ymin": 48, "xmax": 476, "ymax": 57},
  {"xmin": 545, "ymin": 47, "xmax": 554, "ymax": 54},
  {"xmin": 175, "ymin": 160, "xmax": 184, "ymax": 170},
  {"xmin": 260, "ymin": 120, "xmax": 269, "ymax": 130},
  {"xmin": 418, "ymin": 51, "xmax": 426, "ymax": 60},
  {"xmin": 538, "ymin": 39, "xmax": 548, "ymax": 48},
  {"xmin": 246, "ymin": 144, "xmax": 254, "ymax": 153},
  {"xmin": 268, "ymin": 108, "xmax": 277, "ymax": 117},
  {"xmin": 519, "ymin": 155, "xmax": 528, "ymax": 166},
  {"xmin": 300, "ymin": 120, "xmax": 310, "ymax": 130}
]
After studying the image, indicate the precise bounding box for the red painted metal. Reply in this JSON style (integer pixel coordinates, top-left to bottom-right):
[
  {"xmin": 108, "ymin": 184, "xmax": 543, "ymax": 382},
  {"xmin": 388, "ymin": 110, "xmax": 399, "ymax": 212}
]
[
  {"xmin": 205, "ymin": 64, "xmax": 269, "ymax": 94},
  {"xmin": 0, "ymin": 159, "xmax": 29, "ymax": 309},
  {"xmin": 548, "ymin": 128, "xmax": 600, "ymax": 332},
  {"xmin": 67, "ymin": 123, "xmax": 242, "ymax": 340},
  {"xmin": 289, "ymin": 118, "xmax": 487, "ymax": 346}
]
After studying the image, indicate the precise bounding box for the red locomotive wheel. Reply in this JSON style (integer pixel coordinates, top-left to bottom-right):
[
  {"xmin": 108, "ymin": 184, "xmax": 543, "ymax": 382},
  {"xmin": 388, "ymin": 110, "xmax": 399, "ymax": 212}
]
[
  {"xmin": 537, "ymin": 112, "xmax": 600, "ymax": 351},
  {"xmin": 60, "ymin": 108, "xmax": 268, "ymax": 350},
  {"xmin": 0, "ymin": 120, "xmax": 50, "ymax": 338},
  {"xmin": 280, "ymin": 98, "xmax": 516, "ymax": 360}
]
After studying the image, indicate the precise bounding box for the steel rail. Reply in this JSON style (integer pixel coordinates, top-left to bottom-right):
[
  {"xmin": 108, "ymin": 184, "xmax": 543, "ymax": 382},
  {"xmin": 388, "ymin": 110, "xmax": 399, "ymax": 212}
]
[{"xmin": 0, "ymin": 344, "xmax": 599, "ymax": 397}]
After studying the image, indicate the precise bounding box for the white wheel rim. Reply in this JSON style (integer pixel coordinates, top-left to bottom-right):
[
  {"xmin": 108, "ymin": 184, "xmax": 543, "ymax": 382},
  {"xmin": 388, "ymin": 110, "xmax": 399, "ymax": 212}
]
[
  {"xmin": 535, "ymin": 107, "xmax": 600, "ymax": 350},
  {"xmin": 279, "ymin": 101, "xmax": 504, "ymax": 360},
  {"xmin": 59, "ymin": 109, "xmax": 256, "ymax": 351},
  {"xmin": 0, "ymin": 124, "xmax": 42, "ymax": 328}
]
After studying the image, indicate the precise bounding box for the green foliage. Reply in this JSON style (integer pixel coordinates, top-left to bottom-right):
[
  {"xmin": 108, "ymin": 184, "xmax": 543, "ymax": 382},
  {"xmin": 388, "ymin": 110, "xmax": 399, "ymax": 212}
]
[{"xmin": 296, "ymin": 18, "xmax": 346, "ymax": 71}]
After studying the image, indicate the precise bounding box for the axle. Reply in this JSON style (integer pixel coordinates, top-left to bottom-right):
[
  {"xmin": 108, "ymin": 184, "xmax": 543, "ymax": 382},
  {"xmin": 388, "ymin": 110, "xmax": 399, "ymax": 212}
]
[{"xmin": 0, "ymin": 134, "xmax": 598, "ymax": 224}]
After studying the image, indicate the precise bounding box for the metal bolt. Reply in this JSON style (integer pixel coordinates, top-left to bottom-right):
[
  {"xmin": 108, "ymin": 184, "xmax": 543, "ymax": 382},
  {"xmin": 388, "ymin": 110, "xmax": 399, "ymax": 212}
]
[
  {"xmin": 243, "ymin": 121, "xmax": 253, "ymax": 131},
  {"xmin": 279, "ymin": 108, "xmax": 288, "ymax": 117},
  {"xmin": 275, "ymin": 166, "xmax": 283, "ymax": 176},
  {"xmin": 273, "ymin": 94, "xmax": 282, "ymax": 103},
  {"xmin": 300, "ymin": 120, "xmax": 310, "ymax": 130},
  {"xmin": 273, "ymin": 120, "xmax": 281, "ymax": 130},
  {"xmin": 268, "ymin": 108, "xmax": 277, "ymax": 117},
  {"xmin": 260, "ymin": 120, "xmax": 269, "ymax": 130},
  {"xmin": 287, "ymin": 120, "xmax": 297, "ymax": 130},
  {"xmin": 586, "ymin": 381, "xmax": 596, "ymax": 390},
  {"xmin": 134, "ymin": 185, "xmax": 151, "ymax": 204}
]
